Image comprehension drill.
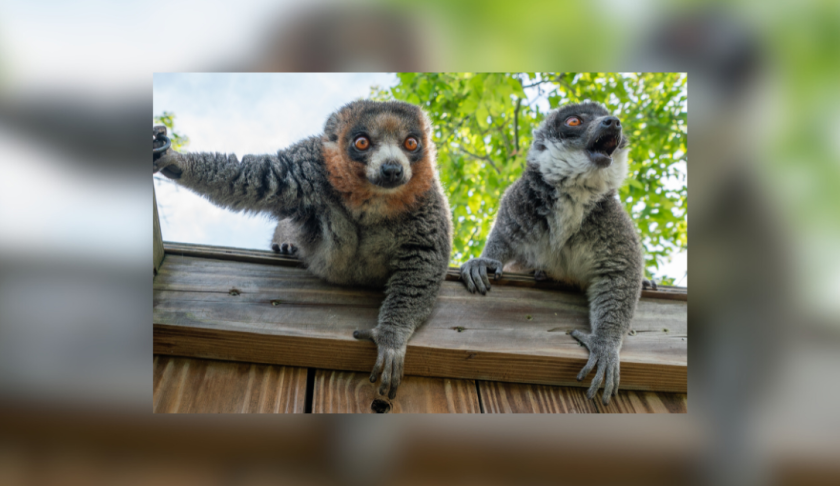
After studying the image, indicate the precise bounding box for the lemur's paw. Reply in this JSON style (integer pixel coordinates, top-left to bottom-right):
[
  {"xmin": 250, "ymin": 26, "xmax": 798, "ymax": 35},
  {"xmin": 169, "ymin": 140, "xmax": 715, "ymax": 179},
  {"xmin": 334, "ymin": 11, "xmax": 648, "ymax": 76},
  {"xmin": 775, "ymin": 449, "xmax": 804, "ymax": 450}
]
[
  {"xmin": 272, "ymin": 242, "xmax": 298, "ymax": 256},
  {"xmin": 642, "ymin": 279, "xmax": 658, "ymax": 291},
  {"xmin": 459, "ymin": 258, "xmax": 503, "ymax": 295},
  {"xmin": 533, "ymin": 270, "xmax": 549, "ymax": 281},
  {"xmin": 353, "ymin": 326, "xmax": 409, "ymax": 400},
  {"xmin": 570, "ymin": 330, "xmax": 622, "ymax": 405}
]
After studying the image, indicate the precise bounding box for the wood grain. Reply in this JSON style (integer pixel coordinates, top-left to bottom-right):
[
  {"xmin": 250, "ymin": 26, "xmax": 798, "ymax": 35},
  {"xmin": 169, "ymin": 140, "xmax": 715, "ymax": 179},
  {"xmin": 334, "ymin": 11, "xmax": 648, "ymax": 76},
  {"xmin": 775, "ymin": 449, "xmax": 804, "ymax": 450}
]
[
  {"xmin": 478, "ymin": 381, "xmax": 687, "ymax": 413},
  {"xmin": 313, "ymin": 370, "xmax": 480, "ymax": 413},
  {"xmin": 154, "ymin": 252, "xmax": 687, "ymax": 392},
  {"xmin": 152, "ymin": 355, "xmax": 307, "ymax": 413}
]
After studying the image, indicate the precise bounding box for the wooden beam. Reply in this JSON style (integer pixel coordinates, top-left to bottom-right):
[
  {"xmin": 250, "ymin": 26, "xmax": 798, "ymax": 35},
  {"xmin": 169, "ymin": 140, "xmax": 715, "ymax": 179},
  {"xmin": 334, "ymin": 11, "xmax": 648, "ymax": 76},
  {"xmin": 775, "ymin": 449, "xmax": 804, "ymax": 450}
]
[
  {"xmin": 162, "ymin": 241, "xmax": 687, "ymax": 301},
  {"xmin": 477, "ymin": 381, "xmax": 687, "ymax": 413},
  {"xmin": 154, "ymin": 249, "xmax": 687, "ymax": 392},
  {"xmin": 153, "ymin": 355, "xmax": 307, "ymax": 413},
  {"xmin": 153, "ymin": 186, "xmax": 165, "ymax": 275}
]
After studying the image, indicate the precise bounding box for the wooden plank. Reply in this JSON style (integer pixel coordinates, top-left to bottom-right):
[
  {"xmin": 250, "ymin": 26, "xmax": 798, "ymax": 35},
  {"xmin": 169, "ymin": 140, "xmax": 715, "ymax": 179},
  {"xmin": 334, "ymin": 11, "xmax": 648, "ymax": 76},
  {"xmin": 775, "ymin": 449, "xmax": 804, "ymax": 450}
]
[
  {"xmin": 153, "ymin": 187, "xmax": 165, "ymax": 274},
  {"xmin": 312, "ymin": 370, "xmax": 480, "ymax": 413},
  {"xmin": 163, "ymin": 241, "xmax": 686, "ymax": 301},
  {"xmin": 152, "ymin": 355, "xmax": 307, "ymax": 413},
  {"xmin": 478, "ymin": 381, "xmax": 687, "ymax": 413},
  {"xmin": 154, "ymin": 254, "xmax": 687, "ymax": 392}
]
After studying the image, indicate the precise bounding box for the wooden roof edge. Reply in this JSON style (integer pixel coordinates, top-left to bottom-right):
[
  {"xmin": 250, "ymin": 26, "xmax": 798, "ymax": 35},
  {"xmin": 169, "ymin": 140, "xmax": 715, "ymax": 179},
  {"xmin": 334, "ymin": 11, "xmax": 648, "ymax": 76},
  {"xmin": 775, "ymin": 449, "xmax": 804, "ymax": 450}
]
[{"xmin": 162, "ymin": 241, "xmax": 687, "ymax": 301}]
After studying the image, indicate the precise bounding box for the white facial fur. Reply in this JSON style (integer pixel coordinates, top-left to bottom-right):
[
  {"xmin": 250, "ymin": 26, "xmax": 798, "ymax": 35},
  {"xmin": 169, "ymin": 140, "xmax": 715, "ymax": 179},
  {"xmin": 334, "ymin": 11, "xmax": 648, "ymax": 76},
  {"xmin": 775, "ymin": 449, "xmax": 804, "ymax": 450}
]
[
  {"xmin": 532, "ymin": 140, "xmax": 629, "ymax": 194},
  {"xmin": 366, "ymin": 142, "xmax": 412, "ymax": 190}
]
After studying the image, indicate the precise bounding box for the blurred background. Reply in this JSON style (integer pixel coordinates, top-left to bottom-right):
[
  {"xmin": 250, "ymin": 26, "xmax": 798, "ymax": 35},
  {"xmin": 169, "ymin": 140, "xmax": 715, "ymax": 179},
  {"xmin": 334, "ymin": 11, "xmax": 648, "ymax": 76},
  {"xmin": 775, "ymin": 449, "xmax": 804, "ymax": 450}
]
[{"xmin": 2, "ymin": 0, "xmax": 840, "ymax": 485}]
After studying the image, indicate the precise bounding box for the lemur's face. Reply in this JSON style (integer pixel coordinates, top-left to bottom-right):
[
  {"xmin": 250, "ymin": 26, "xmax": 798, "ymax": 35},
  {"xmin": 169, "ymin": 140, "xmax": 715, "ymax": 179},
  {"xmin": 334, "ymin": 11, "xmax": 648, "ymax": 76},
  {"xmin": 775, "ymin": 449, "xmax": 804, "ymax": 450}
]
[
  {"xmin": 344, "ymin": 110, "xmax": 427, "ymax": 189},
  {"xmin": 530, "ymin": 102, "xmax": 630, "ymax": 178},
  {"xmin": 322, "ymin": 100, "xmax": 436, "ymax": 215}
]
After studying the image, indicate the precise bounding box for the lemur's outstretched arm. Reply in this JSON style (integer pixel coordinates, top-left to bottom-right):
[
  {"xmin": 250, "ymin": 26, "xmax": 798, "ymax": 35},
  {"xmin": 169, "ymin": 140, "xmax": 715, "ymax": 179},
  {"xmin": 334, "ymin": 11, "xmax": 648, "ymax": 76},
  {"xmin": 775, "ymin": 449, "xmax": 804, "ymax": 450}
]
[
  {"xmin": 571, "ymin": 271, "xmax": 641, "ymax": 404},
  {"xmin": 460, "ymin": 224, "xmax": 513, "ymax": 295},
  {"xmin": 353, "ymin": 241, "xmax": 447, "ymax": 399},
  {"xmin": 154, "ymin": 142, "xmax": 322, "ymax": 216}
]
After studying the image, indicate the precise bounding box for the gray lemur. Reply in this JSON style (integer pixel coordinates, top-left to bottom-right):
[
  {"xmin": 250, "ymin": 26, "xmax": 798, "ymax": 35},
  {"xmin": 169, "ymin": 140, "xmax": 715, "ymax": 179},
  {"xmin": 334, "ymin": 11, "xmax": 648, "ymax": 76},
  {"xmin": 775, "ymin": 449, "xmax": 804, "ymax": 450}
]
[
  {"xmin": 154, "ymin": 100, "xmax": 452, "ymax": 400},
  {"xmin": 460, "ymin": 101, "xmax": 645, "ymax": 405}
]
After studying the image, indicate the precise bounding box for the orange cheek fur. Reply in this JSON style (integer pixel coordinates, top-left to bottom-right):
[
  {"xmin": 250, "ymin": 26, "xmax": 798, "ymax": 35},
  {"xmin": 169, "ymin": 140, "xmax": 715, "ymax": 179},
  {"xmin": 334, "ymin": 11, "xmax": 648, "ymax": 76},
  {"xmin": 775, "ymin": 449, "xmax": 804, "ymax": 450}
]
[{"xmin": 323, "ymin": 139, "xmax": 434, "ymax": 219}]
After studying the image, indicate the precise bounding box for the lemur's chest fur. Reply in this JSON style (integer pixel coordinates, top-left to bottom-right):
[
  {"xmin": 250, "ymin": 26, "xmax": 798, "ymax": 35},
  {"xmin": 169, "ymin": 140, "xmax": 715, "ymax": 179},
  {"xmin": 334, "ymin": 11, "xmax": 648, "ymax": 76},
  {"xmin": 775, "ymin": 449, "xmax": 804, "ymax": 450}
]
[
  {"xmin": 302, "ymin": 206, "xmax": 398, "ymax": 287},
  {"xmin": 513, "ymin": 185, "xmax": 603, "ymax": 286}
]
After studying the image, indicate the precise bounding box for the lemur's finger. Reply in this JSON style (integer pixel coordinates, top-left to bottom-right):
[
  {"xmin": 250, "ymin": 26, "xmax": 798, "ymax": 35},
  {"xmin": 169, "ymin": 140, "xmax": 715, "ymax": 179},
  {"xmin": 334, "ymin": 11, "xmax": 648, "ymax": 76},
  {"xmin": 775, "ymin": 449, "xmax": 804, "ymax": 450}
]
[
  {"xmin": 577, "ymin": 353, "xmax": 597, "ymax": 381},
  {"xmin": 587, "ymin": 363, "xmax": 607, "ymax": 401},
  {"xmin": 571, "ymin": 329, "xmax": 591, "ymax": 348},
  {"xmin": 388, "ymin": 360, "xmax": 403, "ymax": 400},
  {"xmin": 472, "ymin": 266, "xmax": 487, "ymax": 295},
  {"xmin": 602, "ymin": 366, "xmax": 615, "ymax": 405},
  {"xmin": 378, "ymin": 353, "xmax": 393, "ymax": 396},
  {"xmin": 461, "ymin": 269, "xmax": 476, "ymax": 293},
  {"xmin": 614, "ymin": 366, "xmax": 620, "ymax": 394},
  {"xmin": 353, "ymin": 328, "xmax": 376, "ymax": 342},
  {"xmin": 369, "ymin": 351, "xmax": 385, "ymax": 383},
  {"xmin": 479, "ymin": 264, "xmax": 491, "ymax": 292}
]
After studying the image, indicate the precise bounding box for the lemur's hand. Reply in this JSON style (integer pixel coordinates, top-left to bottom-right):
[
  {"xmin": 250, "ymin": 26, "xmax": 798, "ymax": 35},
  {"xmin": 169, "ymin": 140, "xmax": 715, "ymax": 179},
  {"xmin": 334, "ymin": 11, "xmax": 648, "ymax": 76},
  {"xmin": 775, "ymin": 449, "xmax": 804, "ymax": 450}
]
[
  {"xmin": 152, "ymin": 126, "xmax": 184, "ymax": 179},
  {"xmin": 642, "ymin": 278, "xmax": 658, "ymax": 291},
  {"xmin": 460, "ymin": 258, "xmax": 503, "ymax": 295},
  {"xmin": 353, "ymin": 325, "xmax": 410, "ymax": 399},
  {"xmin": 570, "ymin": 330, "xmax": 621, "ymax": 405}
]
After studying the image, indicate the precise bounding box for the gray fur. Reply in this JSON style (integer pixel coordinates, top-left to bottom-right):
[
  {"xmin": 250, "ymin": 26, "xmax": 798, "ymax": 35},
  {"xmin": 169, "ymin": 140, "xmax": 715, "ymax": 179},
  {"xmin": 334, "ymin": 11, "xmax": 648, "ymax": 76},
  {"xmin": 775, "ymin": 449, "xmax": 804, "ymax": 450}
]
[
  {"xmin": 460, "ymin": 102, "xmax": 644, "ymax": 405},
  {"xmin": 154, "ymin": 100, "xmax": 452, "ymax": 399}
]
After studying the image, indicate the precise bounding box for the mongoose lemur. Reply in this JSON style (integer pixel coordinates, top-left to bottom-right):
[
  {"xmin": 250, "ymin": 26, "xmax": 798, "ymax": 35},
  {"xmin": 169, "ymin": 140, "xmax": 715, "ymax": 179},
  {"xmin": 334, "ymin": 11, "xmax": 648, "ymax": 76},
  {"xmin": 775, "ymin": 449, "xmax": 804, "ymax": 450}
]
[
  {"xmin": 460, "ymin": 101, "xmax": 647, "ymax": 405},
  {"xmin": 154, "ymin": 100, "xmax": 452, "ymax": 399}
]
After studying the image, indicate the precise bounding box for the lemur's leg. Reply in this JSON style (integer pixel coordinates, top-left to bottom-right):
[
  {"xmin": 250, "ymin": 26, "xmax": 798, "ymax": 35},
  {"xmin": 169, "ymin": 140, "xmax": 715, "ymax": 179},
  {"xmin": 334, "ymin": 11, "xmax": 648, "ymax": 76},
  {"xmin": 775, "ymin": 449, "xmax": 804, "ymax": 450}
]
[
  {"xmin": 353, "ymin": 242, "xmax": 447, "ymax": 399},
  {"xmin": 571, "ymin": 273, "xmax": 641, "ymax": 405}
]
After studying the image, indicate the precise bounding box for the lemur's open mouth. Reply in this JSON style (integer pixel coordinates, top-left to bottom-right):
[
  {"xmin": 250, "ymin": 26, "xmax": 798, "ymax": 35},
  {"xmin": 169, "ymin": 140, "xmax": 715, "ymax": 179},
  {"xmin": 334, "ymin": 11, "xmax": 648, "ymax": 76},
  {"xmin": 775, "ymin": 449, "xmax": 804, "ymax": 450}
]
[{"xmin": 587, "ymin": 132, "xmax": 620, "ymax": 168}]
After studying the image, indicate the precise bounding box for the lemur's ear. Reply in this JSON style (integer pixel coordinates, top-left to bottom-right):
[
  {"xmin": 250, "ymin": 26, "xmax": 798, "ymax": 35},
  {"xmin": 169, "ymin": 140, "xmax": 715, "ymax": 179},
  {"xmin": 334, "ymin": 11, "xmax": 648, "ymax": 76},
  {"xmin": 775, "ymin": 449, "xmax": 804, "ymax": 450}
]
[
  {"xmin": 532, "ymin": 129, "xmax": 546, "ymax": 151},
  {"xmin": 323, "ymin": 113, "xmax": 342, "ymax": 143}
]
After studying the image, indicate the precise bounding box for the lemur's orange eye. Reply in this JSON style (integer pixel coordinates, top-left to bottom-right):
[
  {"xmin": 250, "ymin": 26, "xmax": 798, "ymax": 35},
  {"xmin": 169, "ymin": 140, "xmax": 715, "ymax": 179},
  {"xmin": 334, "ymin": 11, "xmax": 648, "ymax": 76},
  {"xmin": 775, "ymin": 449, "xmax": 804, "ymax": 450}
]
[
  {"xmin": 565, "ymin": 116, "xmax": 582, "ymax": 127},
  {"xmin": 354, "ymin": 136, "xmax": 370, "ymax": 150},
  {"xmin": 404, "ymin": 137, "xmax": 418, "ymax": 151}
]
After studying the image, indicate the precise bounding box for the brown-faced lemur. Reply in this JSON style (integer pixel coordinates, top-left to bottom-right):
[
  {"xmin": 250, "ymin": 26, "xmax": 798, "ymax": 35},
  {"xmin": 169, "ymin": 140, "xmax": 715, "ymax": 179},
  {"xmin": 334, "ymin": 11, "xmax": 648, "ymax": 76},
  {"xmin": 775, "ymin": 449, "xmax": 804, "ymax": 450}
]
[
  {"xmin": 154, "ymin": 100, "xmax": 453, "ymax": 400},
  {"xmin": 460, "ymin": 101, "xmax": 650, "ymax": 405}
]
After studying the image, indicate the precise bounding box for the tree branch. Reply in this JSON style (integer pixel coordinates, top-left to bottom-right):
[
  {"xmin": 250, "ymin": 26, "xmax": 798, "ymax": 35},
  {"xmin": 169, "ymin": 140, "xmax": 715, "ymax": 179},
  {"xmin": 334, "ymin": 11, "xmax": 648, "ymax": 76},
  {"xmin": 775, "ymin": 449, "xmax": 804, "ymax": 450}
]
[
  {"xmin": 513, "ymin": 97, "xmax": 522, "ymax": 154},
  {"xmin": 456, "ymin": 148, "xmax": 501, "ymax": 174}
]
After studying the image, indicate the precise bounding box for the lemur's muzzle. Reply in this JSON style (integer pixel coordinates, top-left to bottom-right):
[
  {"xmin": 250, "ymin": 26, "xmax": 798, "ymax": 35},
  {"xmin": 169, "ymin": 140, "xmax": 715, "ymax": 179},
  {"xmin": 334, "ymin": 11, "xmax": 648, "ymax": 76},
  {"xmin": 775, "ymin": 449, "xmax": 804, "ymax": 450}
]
[
  {"xmin": 587, "ymin": 116, "xmax": 622, "ymax": 168},
  {"xmin": 374, "ymin": 160, "xmax": 405, "ymax": 188}
]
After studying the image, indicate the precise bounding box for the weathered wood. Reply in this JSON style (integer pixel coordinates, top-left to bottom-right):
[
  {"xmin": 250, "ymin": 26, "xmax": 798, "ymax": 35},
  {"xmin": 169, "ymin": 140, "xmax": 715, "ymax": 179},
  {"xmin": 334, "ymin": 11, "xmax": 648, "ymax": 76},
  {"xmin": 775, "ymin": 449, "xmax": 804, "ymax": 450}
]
[
  {"xmin": 154, "ymin": 252, "xmax": 687, "ymax": 392},
  {"xmin": 152, "ymin": 355, "xmax": 307, "ymax": 413},
  {"xmin": 163, "ymin": 241, "xmax": 686, "ymax": 301},
  {"xmin": 312, "ymin": 370, "xmax": 480, "ymax": 413},
  {"xmin": 478, "ymin": 381, "xmax": 687, "ymax": 413},
  {"xmin": 153, "ymin": 187, "xmax": 165, "ymax": 274}
]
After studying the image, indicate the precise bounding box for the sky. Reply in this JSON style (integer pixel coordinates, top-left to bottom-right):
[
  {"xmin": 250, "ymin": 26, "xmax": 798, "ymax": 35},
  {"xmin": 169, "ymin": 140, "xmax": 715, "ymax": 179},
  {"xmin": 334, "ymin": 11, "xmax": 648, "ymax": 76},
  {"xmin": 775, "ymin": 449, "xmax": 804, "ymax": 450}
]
[{"xmin": 153, "ymin": 73, "xmax": 687, "ymax": 285}]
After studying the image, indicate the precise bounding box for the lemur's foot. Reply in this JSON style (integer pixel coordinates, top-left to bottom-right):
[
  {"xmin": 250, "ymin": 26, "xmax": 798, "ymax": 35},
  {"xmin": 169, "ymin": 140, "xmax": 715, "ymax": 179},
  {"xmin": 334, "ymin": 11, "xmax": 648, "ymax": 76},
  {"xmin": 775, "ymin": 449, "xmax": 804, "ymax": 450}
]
[
  {"xmin": 272, "ymin": 242, "xmax": 298, "ymax": 256},
  {"xmin": 352, "ymin": 326, "xmax": 409, "ymax": 399},
  {"xmin": 460, "ymin": 258, "xmax": 503, "ymax": 295},
  {"xmin": 642, "ymin": 279, "xmax": 658, "ymax": 291},
  {"xmin": 570, "ymin": 330, "xmax": 622, "ymax": 405},
  {"xmin": 533, "ymin": 270, "xmax": 549, "ymax": 281}
]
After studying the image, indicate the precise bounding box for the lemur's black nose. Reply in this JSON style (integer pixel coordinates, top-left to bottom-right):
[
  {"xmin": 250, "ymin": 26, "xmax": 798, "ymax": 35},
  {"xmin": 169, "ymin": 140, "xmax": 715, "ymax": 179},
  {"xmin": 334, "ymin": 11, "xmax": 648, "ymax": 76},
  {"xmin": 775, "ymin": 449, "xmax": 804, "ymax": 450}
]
[
  {"xmin": 380, "ymin": 162, "xmax": 403, "ymax": 182},
  {"xmin": 601, "ymin": 116, "xmax": 621, "ymax": 129}
]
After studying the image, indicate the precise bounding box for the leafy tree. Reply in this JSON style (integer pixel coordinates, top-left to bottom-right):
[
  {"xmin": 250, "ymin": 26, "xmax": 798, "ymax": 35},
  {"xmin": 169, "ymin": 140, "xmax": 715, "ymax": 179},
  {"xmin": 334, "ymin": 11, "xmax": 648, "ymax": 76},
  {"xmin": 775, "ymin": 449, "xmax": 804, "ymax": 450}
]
[
  {"xmin": 153, "ymin": 111, "xmax": 190, "ymax": 151},
  {"xmin": 372, "ymin": 73, "xmax": 687, "ymax": 283}
]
